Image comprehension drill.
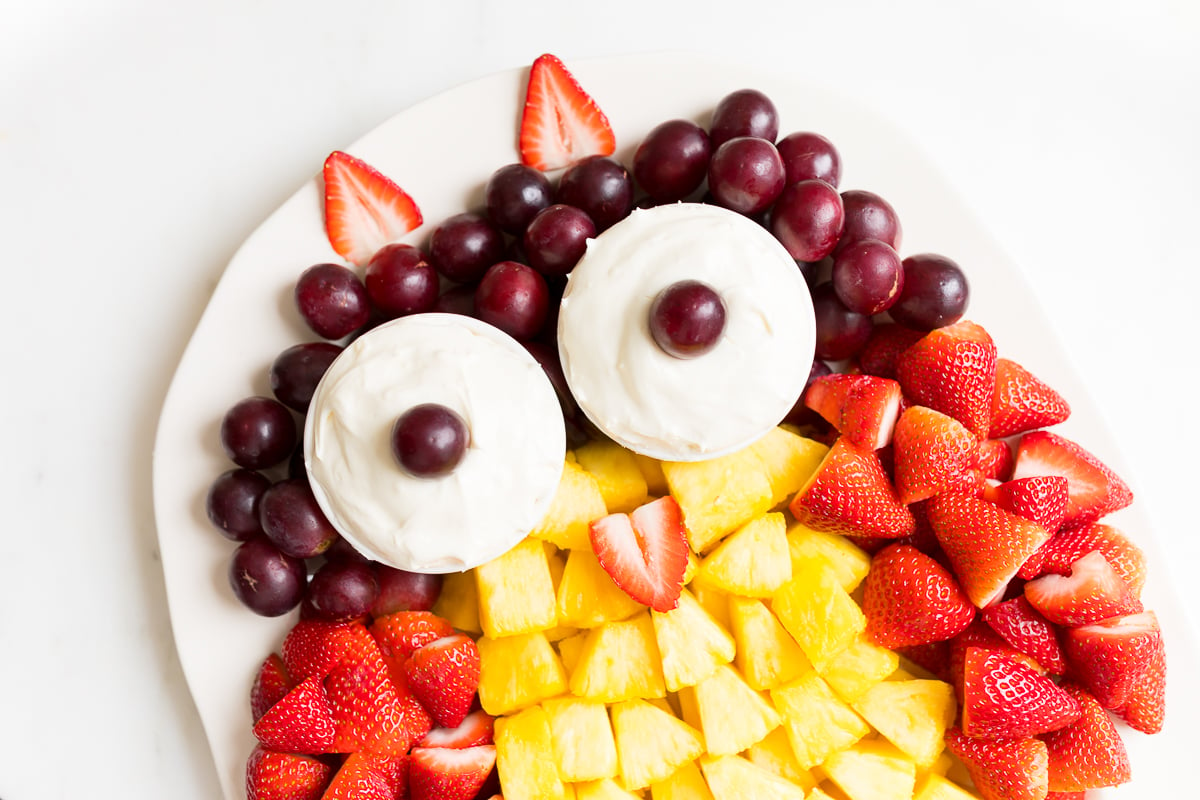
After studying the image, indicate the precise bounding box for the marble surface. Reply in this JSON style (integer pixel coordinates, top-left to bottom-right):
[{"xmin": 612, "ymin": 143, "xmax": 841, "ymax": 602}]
[{"xmin": 1, "ymin": 1, "xmax": 1197, "ymax": 798}]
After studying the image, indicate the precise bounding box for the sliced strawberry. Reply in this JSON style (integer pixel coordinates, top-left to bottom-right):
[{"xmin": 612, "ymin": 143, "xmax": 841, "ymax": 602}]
[
  {"xmin": 926, "ymin": 492, "xmax": 1051, "ymax": 608},
  {"xmin": 325, "ymin": 648, "xmax": 433, "ymax": 755},
  {"xmin": 405, "ymin": 633, "xmax": 481, "ymax": 729},
  {"xmin": 1024, "ymin": 551, "xmax": 1142, "ymax": 627},
  {"xmin": 985, "ymin": 475, "xmax": 1069, "ymax": 538},
  {"xmin": 251, "ymin": 653, "xmax": 296, "ymax": 722},
  {"xmin": 960, "ymin": 647, "xmax": 1081, "ymax": 738},
  {"xmin": 789, "ymin": 437, "xmax": 915, "ymax": 539},
  {"xmin": 370, "ymin": 610, "xmax": 457, "ymax": 659},
  {"xmin": 1062, "ymin": 610, "xmax": 1161, "ymax": 709},
  {"xmin": 949, "ymin": 619, "xmax": 1046, "ymax": 696},
  {"xmin": 862, "ymin": 543, "xmax": 976, "ymax": 649},
  {"xmin": 1018, "ymin": 522, "xmax": 1146, "ymax": 594},
  {"xmin": 282, "ymin": 619, "xmax": 379, "ymax": 683},
  {"xmin": 975, "ymin": 438, "xmax": 1014, "ymax": 482},
  {"xmin": 590, "ymin": 495, "xmax": 689, "ymax": 612},
  {"xmin": 323, "ymin": 150, "xmax": 422, "ymax": 266},
  {"xmin": 944, "ymin": 728, "xmax": 1048, "ymax": 800},
  {"xmin": 417, "ymin": 709, "xmax": 495, "ymax": 749},
  {"xmin": 252, "ymin": 675, "xmax": 337, "ymax": 754},
  {"xmin": 1113, "ymin": 626, "xmax": 1166, "ymax": 733},
  {"xmin": 856, "ymin": 322, "xmax": 925, "ymax": 380},
  {"xmin": 518, "ymin": 53, "xmax": 615, "ymax": 171},
  {"xmin": 408, "ymin": 744, "xmax": 496, "ymax": 800},
  {"xmin": 1042, "ymin": 684, "xmax": 1131, "ymax": 792},
  {"xmin": 1012, "ymin": 430, "xmax": 1133, "ymax": 527},
  {"xmin": 321, "ymin": 751, "xmax": 408, "ymax": 800},
  {"xmin": 894, "ymin": 499, "xmax": 944, "ymax": 559},
  {"xmin": 891, "ymin": 405, "xmax": 979, "ymax": 504},
  {"xmin": 245, "ymin": 746, "xmax": 332, "ymax": 800},
  {"xmin": 803, "ymin": 373, "xmax": 902, "ymax": 450},
  {"xmin": 895, "ymin": 320, "xmax": 997, "ymax": 438},
  {"xmin": 988, "ymin": 357, "xmax": 1071, "ymax": 438},
  {"xmin": 981, "ymin": 595, "xmax": 1067, "ymax": 675},
  {"xmin": 1046, "ymin": 793, "xmax": 1086, "ymax": 800}
]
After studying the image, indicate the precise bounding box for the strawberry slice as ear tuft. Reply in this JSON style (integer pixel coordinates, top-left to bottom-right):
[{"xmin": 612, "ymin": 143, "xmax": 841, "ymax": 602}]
[
  {"xmin": 323, "ymin": 150, "xmax": 422, "ymax": 266},
  {"xmin": 589, "ymin": 495, "xmax": 690, "ymax": 612},
  {"xmin": 519, "ymin": 53, "xmax": 616, "ymax": 171}
]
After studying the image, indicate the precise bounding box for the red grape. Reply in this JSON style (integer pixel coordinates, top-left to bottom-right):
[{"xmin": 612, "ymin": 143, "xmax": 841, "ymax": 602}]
[
  {"xmin": 371, "ymin": 566, "xmax": 444, "ymax": 616},
  {"xmin": 259, "ymin": 477, "xmax": 339, "ymax": 558},
  {"xmin": 633, "ymin": 119, "xmax": 711, "ymax": 203},
  {"xmin": 557, "ymin": 155, "xmax": 634, "ymax": 231},
  {"xmin": 831, "ymin": 238, "xmax": 904, "ymax": 315},
  {"xmin": 707, "ymin": 137, "xmax": 785, "ymax": 216},
  {"xmin": 649, "ymin": 281, "xmax": 727, "ymax": 359},
  {"xmin": 776, "ymin": 131, "xmax": 841, "ymax": 187},
  {"xmin": 228, "ymin": 536, "xmax": 307, "ymax": 617},
  {"xmin": 392, "ymin": 403, "xmax": 469, "ymax": 478},
  {"xmin": 811, "ymin": 282, "xmax": 873, "ymax": 361},
  {"xmin": 889, "ymin": 253, "xmax": 970, "ymax": 331},
  {"xmin": 206, "ymin": 468, "xmax": 271, "ymax": 541},
  {"xmin": 270, "ymin": 342, "xmax": 343, "ymax": 412},
  {"xmin": 475, "ymin": 261, "xmax": 550, "ymax": 341},
  {"xmin": 429, "ymin": 212, "xmax": 506, "ymax": 283},
  {"xmin": 364, "ymin": 243, "xmax": 440, "ymax": 318},
  {"xmin": 307, "ymin": 559, "xmax": 379, "ymax": 621},
  {"xmin": 485, "ymin": 163, "xmax": 553, "ymax": 234},
  {"xmin": 769, "ymin": 179, "xmax": 845, "ymax": 262},
  {"xmin": 523, "ymin": 204, "xmax": 595, "ymax": 276},
  {"xmin": 294, "ymin": 263, "xmax": 370, "ymax": 340},
  {"xmin": 710, "ymin": 88, "xmax": 779, "ymax": 147},
  {"xmin": 836, "ymin": 189, "xmax": 902, "ymax": 254},
  {"xmin": 220, "ymin": 396, "xmax": 297, "ymax": 469}
]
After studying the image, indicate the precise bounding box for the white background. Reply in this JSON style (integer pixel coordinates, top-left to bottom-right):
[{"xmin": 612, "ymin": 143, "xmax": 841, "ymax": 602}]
[{"xmin": 1, "ymin": 1, "xmax": 1197, "ymax": 798}]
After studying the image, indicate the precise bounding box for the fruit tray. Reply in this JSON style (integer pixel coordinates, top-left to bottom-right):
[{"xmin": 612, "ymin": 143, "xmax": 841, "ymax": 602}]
[{"xmin": 152, "ymin": 52, "xmax": 1197, "ymax": 799}]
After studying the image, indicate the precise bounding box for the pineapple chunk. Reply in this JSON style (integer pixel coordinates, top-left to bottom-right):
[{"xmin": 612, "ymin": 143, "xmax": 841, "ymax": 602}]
[
  {"xmin": 495, "ymin": 704, "xmax": 571, "ymax": 800},
  {"xmin": 786, "ymin": 522, "xmax": 871, "ymax": 593},
  {"xmin": 770, "ymin": 559, "xmax": 865, "ymax": 671},
  {"xmin": 570, "ymin": 612, "xmax": 666, "ymax": 702},
  {"xmin": 820, "ymin": 635, "xmax": 900, "ymax": 703},
  {"xmin": 689, "ymin": 579, "xmax": 732, "ymax": 631},
  {"xmin": 663, "ymin": 447, "xmax": 774, "ymax": 552},
  {"xmin": 475, "ymin": 536, "xmax": 558, "ymax": 639},
  {"xmin": 649, "ymin": 760, "xmax": 714, "ymax": 800},
  {"xmin": 477, "ymin": 631, "xmax": 567, "ymax": 715},
  {"xmin": 556, "ymin": 631, "xmax": 588, "ymax": 675},
  {"xmin": 542, "ymin": 696, "xmax": 619, "ymax": 782},
  {"xmin": 744, "ymin": 727, "xmax": 817, "ymax": 791},
  {"xmin": 575, "ymin": 778, "xmax": 642, "ymax": 800},
  {"xmin": 914, "ymin": 773, "xmax": 983, "ymax": 800},
  {"xmin": 851, "ymin": 679, "xmax": 957, "ymax": 768},
  {"xmin": 557, "ymin": 547, "xmax": 643, "ymax": 628},
  {"xmin": 575, "ymin": 439, "xmax": 649, "ymax": 512},
  {"xmin": 728, "ymin": 596, "xmax": 812, "ymax": 691},
  {"xmin": 634, "ymin": 453, "xmax": 669, "ymax": 496},
  {"xmin": 818, "ymin": 739, "xmax": 917, "ymax": 800},
  {"xmin": 749, "ymin": 426, "xmax": 829, "ymax": 508},
  {"xmin": 532, "ymin": 459, "xmax": 607, "ymax": 551},
  {"xmin": 691, "ymin": 664, "xmax": 780, "ymax": 755},
  {"xmin": 611, "ymin": 699, "xmax": 705, "ymax": 790},
  {"xmin": 770, "ymin": 672, "xmax": 869, "ymax": 770},
  {"xmin": 698, "ymin": 512, "xmax": 791, "ymax": 596},
  {"xmin": 651, "ymin": 589, "xmax": 735, "ymax": 691},
  {"xmin": 674, "ymin": 685, "xmax": 702, "ymax": 733},
  {"xmin": 431, "ymin": 569, "xmax": 480, "ymax": 634},
  {"xmin": 699, "ymin": 754, "xmax": 807, "ymax": 800},
  {"xmin": 807, "ymin": 789, "xmax": 837, "ymax": 800}
]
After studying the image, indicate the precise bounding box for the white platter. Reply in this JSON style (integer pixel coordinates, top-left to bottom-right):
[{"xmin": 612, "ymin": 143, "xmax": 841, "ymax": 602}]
[{"xmin": 152, "ymin": 52, "xmax": 1196, "ymax": 799}]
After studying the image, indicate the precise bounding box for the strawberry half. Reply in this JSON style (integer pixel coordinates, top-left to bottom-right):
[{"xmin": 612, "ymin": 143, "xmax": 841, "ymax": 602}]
[
  {"xmin": 325, "ymin": 649, "xmax": 433, "ymax": 755},
  {"xmin": 803, "ymin": 373, "xmax": 902, "ymax": 450},
  {"xmin": 960, "ymin": 647, "xmax": 1081, "ymax": 738},
  {"xmin": 245, "ymin": 746, "xmax": 332, "ymax": 800},
  {"xmin": 1113, "ymin": 626, "xmax": 1166, "ymax": 733},
  {"xmin": 418, "ymin": 709, "xmax": 495, "ymax": 749},
  {"xmin": 975, "ymin": 438, "xmax": 1014, "ymax": 482},
  {"xmin": 322, "ymin": 751, "xmax": 408, "ymax": 800},
  {"xmin": 891, "ymin": 405, "xmax": 979, "ymax": 504},
  {"xmin": 408, "ymin": 744, "xmax": 497, "ymax": 800},
  {"xmin": 862, "ymin": 543, "xmax": 976, "ymax": 649},
  {"xmin": 370, "ymin": 610, "xmax": 457, "ymax": 659},
  {"xmin": 589, "ymin": 495, "xmax": 689, "ymax": 612},
  {"xmin": 789, "ymin": 437, "xmax": 915, "ymax": 539},
  {"xmin": 981, "ymin": 595, "xmax": 1066, "ymax": 675},
  {"xmin": 949, "ymin": 619, "xmax": 1047, "ymax": 696},
  {"xmin": 945, "ymin": 728, "xmax": 1049, "ymax": 800},
  {"xmin": 252, "ymin": 675, "xmax": 337, "ymax": 754},
  {"xmin": 988, "ymin": 357, "xmax": 1071, "ymax": 438},
  {"xmin": 519, "ymin": 53, "xmax": 615, "ymax": 171},
  {"xmin": 323, "ymin": 150, "xmax": 423, "ymax": 266},
  {"xmin": 1042, "ymin": 684, "xmax": 1131, "ymax": 792},
  {"xmin": 405, "ymin": 633, "xmax": 481, "ymax": 729},
  {"xmin": 1012, "ymin": 430, "xmax": 1133, "ymax": 527},
  {"xmin": 251, "ymin": 653, "xmax": 295, "ymax": 722},
  {"xmin": 1024, "ymin": 551, "xmax": 1142, "ymax": 628},
  {"xmin": 856, "ymin": 322, "xmax": 925, "ymax": 380},
  {"xmin": 1018, "ymin": 522, "xmax": 1146, "ymax": 593},
  {"xmin": 281, "ymin": 619, "xmax": 379, "ymax": 683},
  {"xmin": 984, "ymin": 475, "xmax": 1069, "ymax": 537},
  {"xmin": 895, "ymin": 320, "xmax": 998, "ymax": 438},
  {"xmin": 1062, "ymin": 610, "xmax": 1161, "ymax": 709}
]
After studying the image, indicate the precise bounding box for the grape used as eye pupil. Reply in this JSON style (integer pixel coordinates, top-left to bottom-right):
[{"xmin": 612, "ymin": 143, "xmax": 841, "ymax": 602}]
[
  {"xmin": 391, "ymin": 403, "xmax": 470, "ymax": 477},
  {"xmin": 649, "ymin": 280, "xmax": 728, "ymax": 359}
]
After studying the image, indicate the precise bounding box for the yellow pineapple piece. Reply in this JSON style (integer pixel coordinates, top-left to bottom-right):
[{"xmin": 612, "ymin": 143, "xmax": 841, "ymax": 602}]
[
  {"xmin": 851, "ymin": 679, "xmax": 957, "ymax": 768},
  {"xmin": 674, "ymin": 685, "xmax": 702, "ymax": 733},
  {"xmin": 475, "ymin": 536, "xmax": 557, "ymax": 639},
  {"xmin": 557, "ymin": 547, "xmax": 643, "ymax": 628},
  {"xmin": 786, "ymin": 522, "xmax": 871, "ymax": 593},
  {"xmin": 698, "ymin": 512, "xmax": 791, "ymax": 597},
  {"xmin": 749, "ymin": 426, "xmax": 829, "ymax": 508},
  {"xmin": 682, "ymin": 550, "xmax": 701, "ymax": 584},
  {"xmin": 691, "ymin": 663, "xmax": 780, "ymax": 755},
  {"xmin": 728, "ymin": 596, "xmax": 811, "ymax": 691},
  {"xmin": 922, "ymin": 750, "xmax": 955, "ymax": 777},
  {"xmin": 575, "ymin": 439, "xmax": 649, "ymax": 512},
  {"xmin": 532, "ymin": 459, "xmax": 607, "ymax": 550},
  {"xmin": 818, "ymin": 739, "xmax": 917, "ymax": 800},
  {"xmin": 649, "ymin": 760, "xmax": 714, "ymax": 800},
  {"xmin": 689, "ymin": 579, "xmax": 732, "ymax": 631},
  {"xmin": 542, "ymin": 696, "xmax": 619, "ymax": 782},
  {"xmin": 570, "ymin": 612, "xmax": 666, "ymax": 702},
  {"xmin": 807, "ymin": 789, "xmax": 837, "ymax": 800},
  {"xmin": 819, "ymin": 635, "xmax": 900, "ymax": 703},
  {"xmin": 575, "ymin": 778, "xmax": 642, "ymax": 800},
  {"xmin": 557, "ymin": 630, "xmax": 588, "ymax": 675},
  {"xmin": 495, "ymin": 704, "xmax": 570, "ymax": 800},
  {"xmin": 477, "ymin": 631, "xmax": 567, "ymax": 715},
  {"xmin": 651, "ymin": 588, "xmax": 735, "ymax": 691},
  {"xmin": 770, "ymin": 559, "xmax": 865, "ymax": 671},
  {"xmin": 663, "ymin": 447, "xmax": 774, "ymax": 552},
  {"xmin": 431, "ymin": 569, "xmax": 480, "ymax": 634},
  {"xmin": 914, "ymin": 773, "xmax": 983, "ymax": 800},
  {"xmin": 699, "ymin": 754, "xmax": 807, "ymax": 800},
  {"xmin": 770, "ymin": 671, "xmax": 869, "ymax": 770},
  {"xmin": 611, "ymin": 699, "xmax": 705, "ymax": 790},
  {"xmin": 634, "ymin": 453, "xmax": 669, "ymax": 496},
  {"xmin": 744, "ymin": 727, "xmax": 817, "ymax": 792}
]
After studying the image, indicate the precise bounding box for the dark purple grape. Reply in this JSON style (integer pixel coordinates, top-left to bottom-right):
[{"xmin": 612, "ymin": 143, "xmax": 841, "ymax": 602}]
[
  {"xmin": 475, "ymin": 261, "xmax": 549, "ymax": 341},
  {"xmin": 485, "ymin": 163, "xmax": 554, "ymax": 234},
  {"xmin": 811, "ymin": 282, "xmax": 873, "ymax": 361},
  {"xmin": 206, "ymin": 468, "xmax": 271, "ymax": 541},
  {"xmin": 557, "ymin": 156, "xmax": 634, "ymax": 231},
  {"xmin": 259, "ymin": 477, "xmax": 339, "ymax": 559},
  {"xmin": 836, "ymin": 189, "xmax": 902, "ymax": 254},
  {"xmin": 707, "ymin": 137, "xmax": 785, "ymax": 216},
  {"xmin": 270, "ymin": 342, "xmax": 343, "ymax": 412},
  {"xmin": 769, "ymin": 179, "xmax": 845, "ymax": 262},
  {"xmin": 709, "ymin": 88, "xmax": 779, "ymax": 148},
  {"xmin": 307, "ymin": 559, "xmax": 379, "ymax": 621},
  {"xmin": 434, "ymin": 283, "xmax": 478, "ymax": 317},
  {"xmin": 364, "ymin": 243, "xmax": 440, "ymax": 318},
  {"xmin": 294, "ymin": 263, "xmax": 370, "ymax": 340},
  {"xmin": 392, "ymin": 403, "xmax": 469, "ymax": 478},
  {"xmin": 633, "ymin": 119, "xmax": 711, "ymax": 203},
  {"xmin": 523, "ymin": 204, "xmax": 596, "ymax": 276},
  {"xmin": 371, "ymin": 566, "xmax": 444, "ymax": 617},
  {"xmin": 324, "ymin": 536, "xmax": 368, "ymax": 563},
  {"xmin": 228, "ymin": 537, "xmax": 307, "ymax": 617},
  {"xmin": 649, "ymin": 281, "xmax": 727, "ymax": 359},
  {"xmin": 783, "ymin": 359, "xmax": 833, "ymax": 427},
  {"xmin": 288, "ymin": 441, "xmax": 307, "ymax": 481},
  {"xmin": 776, "ymin": 131, "xmax": 842, "ymax": 187},
  {"xmin": 831, "ymin": 239, "xmax": 905, "ymax": 315},
  {"xmin": 220, "ymin": 396, "xmax": 297, "ymax": 469},
  {"xmin": 429, "ymin": 212, "xmax": 506, "ymax": 283},
  {"xmin": 889, "ymin": 253, "xmax": 970, "ymax": 331}
]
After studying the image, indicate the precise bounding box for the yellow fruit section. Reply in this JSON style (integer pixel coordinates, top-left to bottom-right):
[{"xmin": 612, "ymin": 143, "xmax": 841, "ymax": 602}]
[
  {"xmin": 698, "ymin": 512, "xmax": 792, "ymax": 597},
  {"xmin": 663, "ymin": 447, "xmax": 774, "ymax": 552},
  {"xmin": 475, "ymin": 536, "xmax": 557, "ymax": 639},
  {"xmin": 574, "ymin": 439, "xmax": 649, "ymax": 513},
  {"xmin": 531, "ymin": 458, "xmax": 607, "ymax": 551},
  {"xmin": 542, "ymin": 696, "xmax": 619, "ymax": 782},
  {"xmin": 650, "ymin": 589, "xmax": 735, "ymax": 692}
]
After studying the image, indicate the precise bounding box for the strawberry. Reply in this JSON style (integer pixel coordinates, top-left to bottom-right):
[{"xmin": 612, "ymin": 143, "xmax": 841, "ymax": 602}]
[
  {"xmin": 251, "ymin": 653, "xmax": 295, "ymax": 722},
  {"xmin": 896, "ymin": 639, "xmax": 953, "ymax": 681},
  {"xmin": 1024, "ymin": 551, "xmax": 1142, "ymax": 627},
  {"xmin": 856, "ymin": 322, "xmax": 925, "ymax": 380},
  {"xmin": 408, "ymin": 744, "xmax": 496, "ymax": 800},
  {"xmin": 960, "ymin": 647, "xmax": 1081, "ymax": 738},
  {"xmin": 370, "ymin": 610, "xmax": 457, "ymax": 659},
  {"xmin": 518, "ymin": 53, "xmax": 615, "ymax": 171},
  {"xmin": 1017, "ymin": 523, "xmax": 1146, "ymax": 593},
  {"xmin": 282, "ymin": 619, "xmax": 379, "ymax": 682},
  {"xmin": 950, "ymin": 620, "xmax": 1047, "ymax": 696},
  {"xmin": 323, "ymin": 150, "xmax": 422, "ymax": 266},
  {"xmin": 803, "ymin": 373, "xmax": 902, "ymax": 450},
  {"xmin": 1046, "ymin": 794, "xmax": 1085, "ymax": 800},
  {"xmin": 891, "ymin": 405, "xmax": 979, "ymax": 504},
  {"xmin": 245, "ymin": 746, "xmax": 332, "ymax": 800},
  {"xmin": 252, "ymin": 675, "xmax": 337, "ymax": 754},
  {"xmin": 862, "ymin": 543, "xmax": 976, "ymax": 648},
  {"xmin": 981, "ymin": 596, "xmax": 1067, "ymax": 675},
  {"xmin": 405, "ymin": 633, "xmax": 481, "ymax": 729},
  {"xmin": 325, "ymin": 649, "xmax": 433, "ymax": 755},
  {"xmin": 1042, "ymin": 684, "xmax": 1131, "ymax": 792},
  {"xmin": 895, "ymin": 320, "xmax": 997, "ymax": 438},
  {"xmin": 944, "ymin": 728, "xmax": 1049, "ymax": 800},
  {"xmin": 1113, "ymin": 626, "xmax": 1166, "ymax": 733},
  {"xmin": 926, "ymin": 492, "xmax": 1051, "ymax": 608},
  {"xmin": 988, "ymin": 357, "xmax": 1071, "ymax": 438},
  {"xmin": 789, "ymin": 437, "xmax": 915, "ymax": 539},
  {"xmin": 417, "ymin": 709, "xmax": 495, "ymax": 749},
  {"xmin": 975, "ymin": 438, "xmax": 1014, "ymax": 482},
  {"xmin": 984, "ymin": 475, "xmax": 1069, "ymax": 537},
  {"xmin": 321, "ymin": 751, "xmax": 409, "ymax": 800},
  {"xmin": 589, "ymin": 495, "xmax": 690, "ymax": 612},
  {"xmin": 1011, "ymin": 430, "xmax": 1133, "ymax": 527},
  {"xmin": 1062, "ymin": 610, "xmax": 1161, "ymax": 709}
]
